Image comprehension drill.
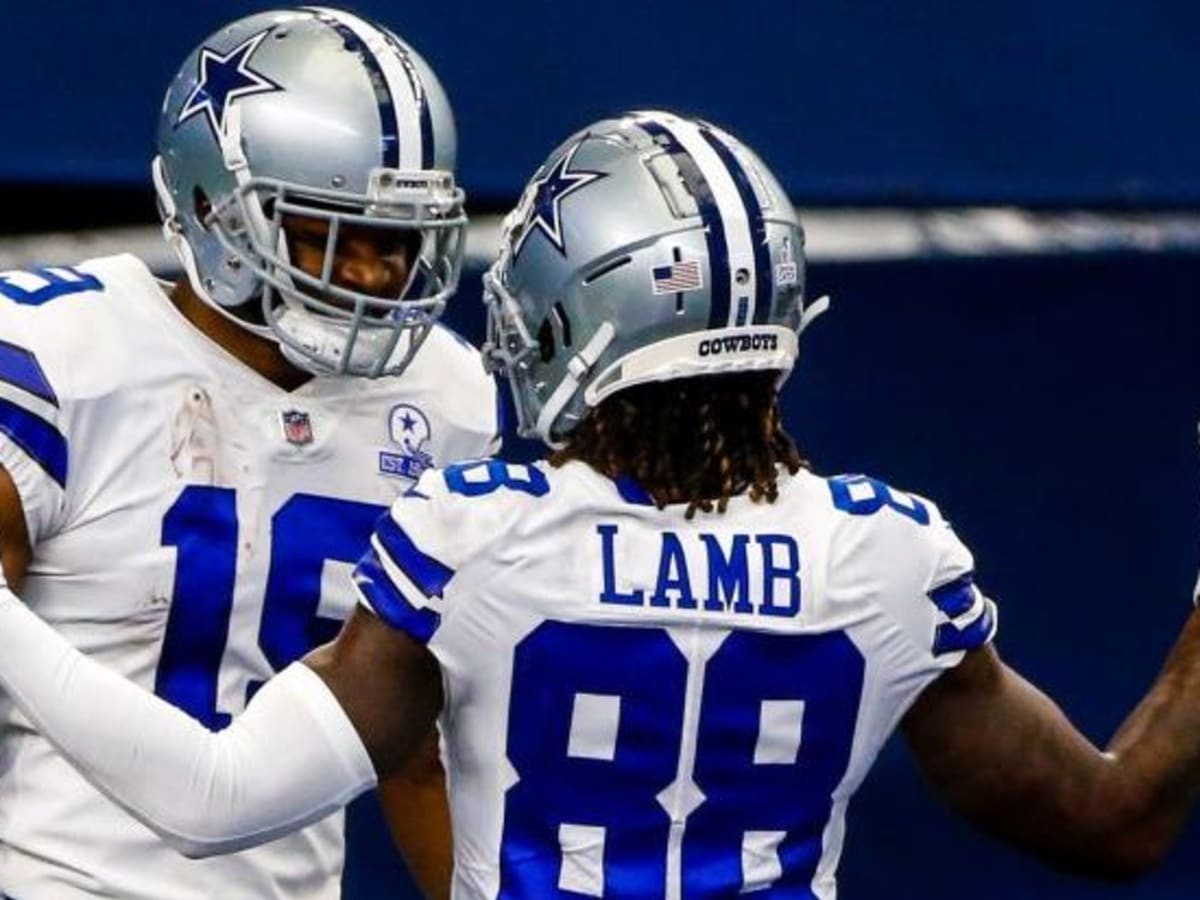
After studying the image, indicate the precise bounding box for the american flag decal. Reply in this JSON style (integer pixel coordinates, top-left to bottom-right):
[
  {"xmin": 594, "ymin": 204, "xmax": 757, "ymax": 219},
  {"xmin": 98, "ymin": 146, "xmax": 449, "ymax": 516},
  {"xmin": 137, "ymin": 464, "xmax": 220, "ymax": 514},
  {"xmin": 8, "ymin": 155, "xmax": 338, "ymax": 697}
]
[{"xmin": 651, "ymin": 260, "xmax": 704, "ymax": 295}]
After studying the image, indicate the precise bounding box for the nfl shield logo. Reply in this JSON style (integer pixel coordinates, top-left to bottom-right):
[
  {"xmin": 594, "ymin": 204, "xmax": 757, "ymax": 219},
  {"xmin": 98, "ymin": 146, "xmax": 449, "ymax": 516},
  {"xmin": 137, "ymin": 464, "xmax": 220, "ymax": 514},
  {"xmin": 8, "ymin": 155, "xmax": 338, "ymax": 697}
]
[{"xmin": 280, "ymin": 409, "xmax": 314, "ymax": 446}]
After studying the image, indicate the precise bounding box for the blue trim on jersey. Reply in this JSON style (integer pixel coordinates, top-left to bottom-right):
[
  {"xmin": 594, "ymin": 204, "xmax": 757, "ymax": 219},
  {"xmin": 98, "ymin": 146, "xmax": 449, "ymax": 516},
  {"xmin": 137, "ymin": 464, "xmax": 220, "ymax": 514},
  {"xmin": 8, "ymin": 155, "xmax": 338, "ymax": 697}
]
[
  {"xmin": 307, "ymin": 10, "xmax": 401, "ymax": 168},
  {"xmin": 615, "ymin": 474, "xmax": 654, "ymax": 506},
  {"xmin": 0, "ymin": 396, "xmax": 67, "ymax": 487},
  {"xmin": 374, "ymin": 514, "xmax": 456, "ymax": 597},
  {"xmin": 0, "ymin": 266, "xmax": 103, "ymax": 306},
  {"xmin": 354, "ymin": 549, "xmax": 441, "ymax": 643},
  {"xmin": 934, "ymin": 600, "xmax": 995, "ymax": 656},
  {"xmin": 928, "ymin": 572, "xmax": 977, "ymax": 618},
  {"xmin": 634, "ymin": 116, "xmax": 731, "ymax": 328},
  {"xmin": 700, "ymin": 125, "xmax": 772, "ymax": 325},
  {"xmin": 0, "ymin": 339, "xmax": 57, "ymax": 407}
]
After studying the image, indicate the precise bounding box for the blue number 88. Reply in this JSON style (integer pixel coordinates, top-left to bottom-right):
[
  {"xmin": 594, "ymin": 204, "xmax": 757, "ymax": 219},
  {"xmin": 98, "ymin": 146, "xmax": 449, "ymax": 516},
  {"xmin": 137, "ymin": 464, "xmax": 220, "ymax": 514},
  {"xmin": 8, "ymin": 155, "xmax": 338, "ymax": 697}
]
[{"xmin": 500, "ymin": 622, "xmax": 865, "ymax": 898}]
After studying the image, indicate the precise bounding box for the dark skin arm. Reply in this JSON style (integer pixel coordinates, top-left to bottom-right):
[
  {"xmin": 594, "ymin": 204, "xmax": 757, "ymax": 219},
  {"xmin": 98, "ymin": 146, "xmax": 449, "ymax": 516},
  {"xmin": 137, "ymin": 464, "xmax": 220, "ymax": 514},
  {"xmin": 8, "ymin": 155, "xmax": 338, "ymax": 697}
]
[
  {"xmin": 377, "ymin": 735, "xmax": 454, "ymax": 900},
  {"xmin": 305, "ymin": 607, "xmax": 450, "ymax": 897},
  {"xmin": 903, "ymin": 609, "xmax": 1200, "ymax": 881}
]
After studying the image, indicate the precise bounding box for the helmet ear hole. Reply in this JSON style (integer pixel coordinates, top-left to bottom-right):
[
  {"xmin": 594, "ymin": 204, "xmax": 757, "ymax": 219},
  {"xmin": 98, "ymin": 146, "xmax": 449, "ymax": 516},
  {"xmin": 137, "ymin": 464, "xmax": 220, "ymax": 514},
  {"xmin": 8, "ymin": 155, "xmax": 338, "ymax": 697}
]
[
  {"xmin": 192, "ymin": 188, "xmax": 213, "ymax": 229},
  {"xmin": 536, "ymin": 301, "xmax": 576, "ymax": 363},
  {"xmin": 537, "ymin": 318, "xmax": 557, "ymax": 363}
]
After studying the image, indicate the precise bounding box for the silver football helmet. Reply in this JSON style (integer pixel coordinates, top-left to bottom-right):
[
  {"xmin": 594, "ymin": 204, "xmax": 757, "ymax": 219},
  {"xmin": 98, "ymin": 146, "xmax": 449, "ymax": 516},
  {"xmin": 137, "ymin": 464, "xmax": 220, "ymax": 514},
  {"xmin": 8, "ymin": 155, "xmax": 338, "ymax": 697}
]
[
  {"xmin": 153, "ymin": 7, "xmax": 466, "ymax": 378},
  {"xmin": 483, "ymin": 109, "xmax": 826, "ymax": 445}
]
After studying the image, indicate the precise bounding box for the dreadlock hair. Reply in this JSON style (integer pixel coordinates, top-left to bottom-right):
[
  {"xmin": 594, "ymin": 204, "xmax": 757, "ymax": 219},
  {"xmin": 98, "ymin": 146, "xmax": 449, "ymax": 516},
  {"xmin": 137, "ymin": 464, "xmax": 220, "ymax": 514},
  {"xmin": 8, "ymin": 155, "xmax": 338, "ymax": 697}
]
[{"xmin": 550, "ymin": 370, "xmax": 806, "ymax": 519}]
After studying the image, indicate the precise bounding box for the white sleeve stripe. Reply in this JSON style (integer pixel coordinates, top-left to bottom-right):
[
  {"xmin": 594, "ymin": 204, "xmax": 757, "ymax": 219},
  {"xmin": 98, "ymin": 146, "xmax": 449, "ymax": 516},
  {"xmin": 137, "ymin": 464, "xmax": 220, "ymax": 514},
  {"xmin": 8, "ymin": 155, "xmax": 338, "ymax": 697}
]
[{"xmin": 370, "ymin": 533, "xmax": 443, "ymax": 610}]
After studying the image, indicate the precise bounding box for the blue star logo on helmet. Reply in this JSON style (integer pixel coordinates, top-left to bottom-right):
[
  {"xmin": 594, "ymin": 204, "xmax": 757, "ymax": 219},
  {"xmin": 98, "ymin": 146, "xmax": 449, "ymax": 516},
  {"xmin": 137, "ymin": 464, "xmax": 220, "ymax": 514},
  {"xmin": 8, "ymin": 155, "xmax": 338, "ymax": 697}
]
[
  {"xmin": 513, "ymin": 142, "xmax": 606, "ymax": 259},
  {"xmin": 175, "ymin": 28, "xmax": 283, "ymax": 138}
]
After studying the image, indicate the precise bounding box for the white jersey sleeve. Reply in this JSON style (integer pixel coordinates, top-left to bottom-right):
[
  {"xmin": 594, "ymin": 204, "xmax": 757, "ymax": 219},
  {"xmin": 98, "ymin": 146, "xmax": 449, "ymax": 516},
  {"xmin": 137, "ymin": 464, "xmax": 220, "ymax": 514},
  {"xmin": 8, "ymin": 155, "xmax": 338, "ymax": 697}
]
[
  {"xmin": 353, "ymin": 458, "xmax": 544, "ymax": 644},
  {"xmin": 825, "ymin": 473, "xmax": 997, "ymax": 680},
  {"xmin": 0, "ymin": 589, "xmax": 375, "ymax": 859},
  {"xmin": 0, "ymin": 264, "xmax": 115, "ymax": 544}
]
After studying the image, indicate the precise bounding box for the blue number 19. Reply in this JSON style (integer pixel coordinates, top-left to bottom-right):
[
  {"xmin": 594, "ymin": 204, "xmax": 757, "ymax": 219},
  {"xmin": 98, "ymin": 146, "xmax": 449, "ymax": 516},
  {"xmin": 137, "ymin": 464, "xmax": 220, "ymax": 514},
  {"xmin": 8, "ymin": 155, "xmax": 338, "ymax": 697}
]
[{"xmin": 154, "ymin": 486, "xmax": 383, "ymax": 728}]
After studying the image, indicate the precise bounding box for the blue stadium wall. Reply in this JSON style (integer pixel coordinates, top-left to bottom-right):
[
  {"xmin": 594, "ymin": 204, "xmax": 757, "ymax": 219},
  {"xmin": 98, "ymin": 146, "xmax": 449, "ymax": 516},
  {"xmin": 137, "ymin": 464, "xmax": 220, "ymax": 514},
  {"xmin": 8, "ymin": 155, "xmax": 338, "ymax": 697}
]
[{"xmin": 4, "ymin": 0, "xmax": 1200, "ymax": 206}]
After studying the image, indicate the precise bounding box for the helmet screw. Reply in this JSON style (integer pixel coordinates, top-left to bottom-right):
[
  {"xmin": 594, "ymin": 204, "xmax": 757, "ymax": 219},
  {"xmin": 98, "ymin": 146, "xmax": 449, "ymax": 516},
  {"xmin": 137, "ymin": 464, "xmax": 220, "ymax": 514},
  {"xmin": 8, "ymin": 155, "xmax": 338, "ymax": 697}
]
[
  {"xmin": 735, "ymin": 268, "xmax": 750, "ymax": 285},
  {"xmin": 226, "ymin": 257, "xmax": 242, "ymax": 271},
  {"xmin": 331, "ymin": 174, "xmax": 347, "ymax": 188}
]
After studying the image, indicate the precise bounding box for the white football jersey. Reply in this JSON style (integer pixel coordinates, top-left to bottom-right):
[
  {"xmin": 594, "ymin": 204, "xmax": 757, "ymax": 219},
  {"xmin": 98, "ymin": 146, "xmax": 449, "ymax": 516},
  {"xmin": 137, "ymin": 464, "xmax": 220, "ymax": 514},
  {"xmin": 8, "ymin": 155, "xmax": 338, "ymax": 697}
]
[
  {"xmin": 0, "ymin": 255, "xmax": 498, "ymax": 900},
  {"xmin": 355, "ymin": 458, "xmax": 996, "ymax": 900}
]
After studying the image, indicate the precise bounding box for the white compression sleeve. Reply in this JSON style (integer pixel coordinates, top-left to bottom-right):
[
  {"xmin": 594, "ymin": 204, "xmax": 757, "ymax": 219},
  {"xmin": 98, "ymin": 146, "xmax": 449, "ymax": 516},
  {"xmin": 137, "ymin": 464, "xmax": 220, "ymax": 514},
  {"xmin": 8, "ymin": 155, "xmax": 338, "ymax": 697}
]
[{"xmin": 0, "ymin": 588, "xmax": 377, "ymax": 857}]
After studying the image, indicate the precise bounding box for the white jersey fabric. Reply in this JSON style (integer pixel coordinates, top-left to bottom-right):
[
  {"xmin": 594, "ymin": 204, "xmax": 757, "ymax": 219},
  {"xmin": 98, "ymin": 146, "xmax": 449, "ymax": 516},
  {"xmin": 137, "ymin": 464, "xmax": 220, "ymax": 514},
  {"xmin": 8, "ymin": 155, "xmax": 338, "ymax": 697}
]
[
  {"xmin": 0, "ymin": 255, "xmax": 498, "ymax": 900},
  {"xmin": 355, "ymin": 459, "xmax": 997, "ymax": 900}
]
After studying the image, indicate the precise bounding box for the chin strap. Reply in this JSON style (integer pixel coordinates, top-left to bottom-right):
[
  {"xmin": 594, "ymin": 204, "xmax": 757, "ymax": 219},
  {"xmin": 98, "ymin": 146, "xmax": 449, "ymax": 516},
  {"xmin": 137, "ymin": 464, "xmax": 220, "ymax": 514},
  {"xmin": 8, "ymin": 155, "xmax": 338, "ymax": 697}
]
[
  {"xmin": 152, "ymin": 155, "xmax": 205, "ymax": 297},
  {"xmin": 219, "ymin": 106, "xmax": 290, "ymax": 269}
]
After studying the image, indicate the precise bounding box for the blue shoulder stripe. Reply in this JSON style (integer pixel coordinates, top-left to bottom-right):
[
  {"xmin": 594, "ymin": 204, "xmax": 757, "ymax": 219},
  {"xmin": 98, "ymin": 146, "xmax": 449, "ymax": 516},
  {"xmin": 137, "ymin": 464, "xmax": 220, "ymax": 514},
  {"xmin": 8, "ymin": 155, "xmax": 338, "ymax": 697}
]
[
  {"xmin": 929, "ymin": 572, "xmax": 995, "ymax": 656},
  {"xmin": 374, "ymin": 514, "xmax": 456, "ymax": 598},
  {"xmin": 0, "ymin": 396, "xmax": 67, "ymax": 487},
  {"xmin": 934, "ymin": 601, "xmax": 995, "ymax": 656},
  {"xmin": 928, "ymin": 573, "xmax": 977, "ymax": 618},
  {"xmin": 0, "ymin": 340, "xmax": 57, "ymax": 407},
  {"xmin": 354, "ymin": 549, "xmax": 441, "ymax": 643}
]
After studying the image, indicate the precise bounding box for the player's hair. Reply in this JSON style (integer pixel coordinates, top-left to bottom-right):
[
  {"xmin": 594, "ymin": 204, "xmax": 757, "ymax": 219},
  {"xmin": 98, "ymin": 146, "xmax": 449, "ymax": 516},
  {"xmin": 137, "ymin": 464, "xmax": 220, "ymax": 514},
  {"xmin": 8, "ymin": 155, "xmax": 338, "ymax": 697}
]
[{"xmin": 551, "ymin": 371, "xmax": 806, "ymax": 518}]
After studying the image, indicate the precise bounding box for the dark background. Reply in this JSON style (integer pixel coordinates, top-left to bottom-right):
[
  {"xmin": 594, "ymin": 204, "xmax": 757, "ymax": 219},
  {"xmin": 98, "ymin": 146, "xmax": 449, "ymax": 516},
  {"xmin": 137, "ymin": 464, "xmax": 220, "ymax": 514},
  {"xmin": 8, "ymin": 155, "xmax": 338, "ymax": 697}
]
[
  {"xmin": 4, "ymin": 0, "xmax": 1200, "ymax": 208},
  {"xmin": 3, "ymin": 1, "xmax": 1200, "ymax": 897}
]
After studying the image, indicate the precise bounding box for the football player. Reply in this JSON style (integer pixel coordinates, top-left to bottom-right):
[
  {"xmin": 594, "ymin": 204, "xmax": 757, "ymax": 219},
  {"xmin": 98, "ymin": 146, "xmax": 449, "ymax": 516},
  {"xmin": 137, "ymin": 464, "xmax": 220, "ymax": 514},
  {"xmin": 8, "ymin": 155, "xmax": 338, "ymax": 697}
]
[
  {"xmin": 3, "ymin": 110, "xmax": 1200, "ymax": 898},
  {"xmin": 0, "ymin": 7, "xmax": 494, "ymax": 900}
]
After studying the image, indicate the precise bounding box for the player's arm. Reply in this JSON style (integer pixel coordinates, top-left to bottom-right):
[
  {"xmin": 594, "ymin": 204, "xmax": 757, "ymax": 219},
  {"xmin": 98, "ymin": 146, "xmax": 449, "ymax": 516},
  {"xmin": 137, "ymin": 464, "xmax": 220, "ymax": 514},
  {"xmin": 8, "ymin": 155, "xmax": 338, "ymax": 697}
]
[
  {"xmin": 0, "ymin": 584, "xmax": 430, "ymax": 858},
  {"xmin": 304, "ymin": 606, "xmax": 443, "ymax": 781},
  {"xmin": 376, "ymin": 736, "xmax": 453, "ymax": 900},
  {"xmin": 308, "ymin": 612, "xmax": 454, "ymax": 895},
  {"xmin": 370, "ymin": 366, "xmax": 501, "ymax": 900},
  {"xmin": 0, "ymin": 468, "xmax": 463, "ymax": 861},
  {"xmin": 902, "ymin": 613, "xmax": 1200, "ymax": 880}
]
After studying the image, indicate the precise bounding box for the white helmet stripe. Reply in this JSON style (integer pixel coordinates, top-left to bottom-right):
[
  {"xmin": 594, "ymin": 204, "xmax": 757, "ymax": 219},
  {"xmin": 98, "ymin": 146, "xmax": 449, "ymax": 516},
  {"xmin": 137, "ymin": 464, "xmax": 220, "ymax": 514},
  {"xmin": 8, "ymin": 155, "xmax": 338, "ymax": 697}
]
[
  {"xmin": 307, "ymin": 7, "xmax": 426, "ymax": 170},
  {"xmin": 633, "ymin": 111, "xmax": 759, "ymax": 328}
]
